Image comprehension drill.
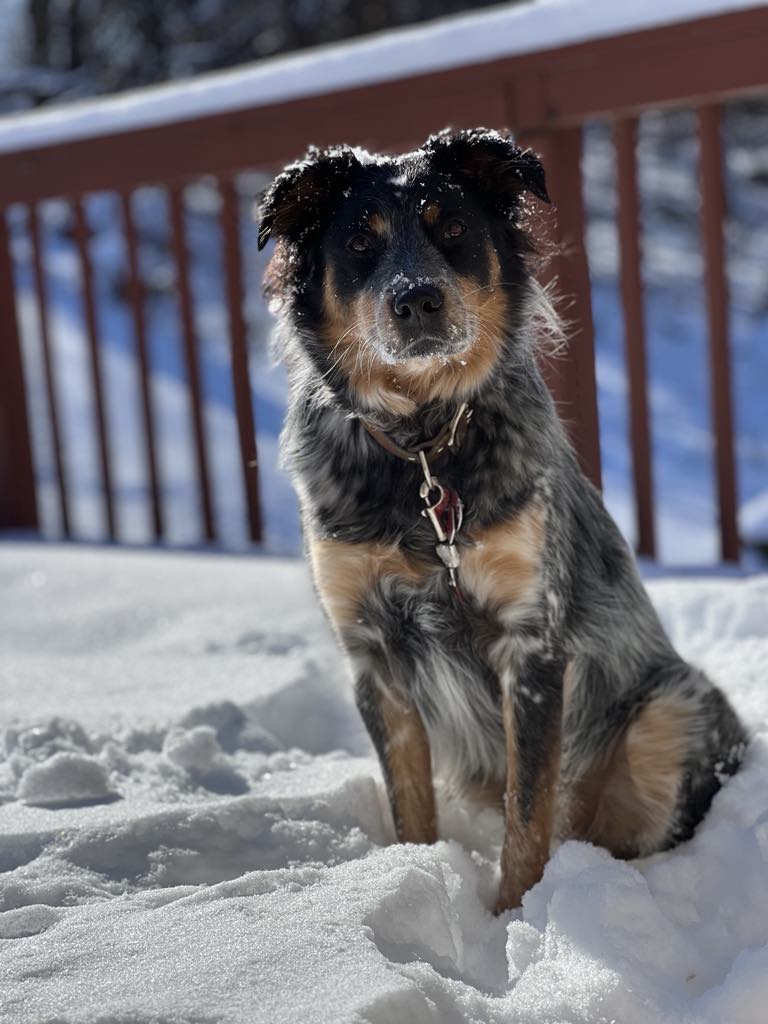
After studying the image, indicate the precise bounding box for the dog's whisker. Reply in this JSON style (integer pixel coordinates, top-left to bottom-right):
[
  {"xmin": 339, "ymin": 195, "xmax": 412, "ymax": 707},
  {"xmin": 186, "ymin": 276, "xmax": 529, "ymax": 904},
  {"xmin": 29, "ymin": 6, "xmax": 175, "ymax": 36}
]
[{"xmin": 321, "ymin": 319, "xmax": 379, "ymax": 382}]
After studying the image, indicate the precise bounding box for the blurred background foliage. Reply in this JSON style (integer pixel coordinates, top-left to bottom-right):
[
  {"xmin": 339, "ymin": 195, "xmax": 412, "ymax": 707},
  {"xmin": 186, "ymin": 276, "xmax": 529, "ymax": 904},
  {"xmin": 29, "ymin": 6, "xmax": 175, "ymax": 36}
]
[{"xmin": 0, "ymin": 0, "xmax": 521, "ymax": 112}]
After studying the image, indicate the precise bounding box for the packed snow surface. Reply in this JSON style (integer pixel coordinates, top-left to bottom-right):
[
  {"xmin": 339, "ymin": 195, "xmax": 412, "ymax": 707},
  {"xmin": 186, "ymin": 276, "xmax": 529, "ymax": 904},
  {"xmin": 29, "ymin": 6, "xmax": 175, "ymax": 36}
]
[{"xmin": 1, "ymin": 543, "xmax": 768, "ymax": 1023}]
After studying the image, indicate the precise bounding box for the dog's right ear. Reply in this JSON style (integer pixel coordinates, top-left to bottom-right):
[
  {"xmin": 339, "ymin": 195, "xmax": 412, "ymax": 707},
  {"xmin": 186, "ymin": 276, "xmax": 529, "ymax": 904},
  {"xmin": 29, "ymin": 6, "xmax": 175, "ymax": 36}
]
[
  {"xmin": 424, "ymin": 128, "xmax": 550, "ymax": 210},
  {"xmin": 257, "ymin": 145, "xmax": 359, "ymax": 251}
]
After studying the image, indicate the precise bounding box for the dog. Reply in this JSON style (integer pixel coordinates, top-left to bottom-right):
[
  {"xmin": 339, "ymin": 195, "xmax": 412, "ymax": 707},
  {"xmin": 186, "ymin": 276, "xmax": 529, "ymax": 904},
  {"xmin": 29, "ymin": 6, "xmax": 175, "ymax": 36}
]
[{"xmin": 257, "ymin": 128, "xmax": 747, "ymax": 912}]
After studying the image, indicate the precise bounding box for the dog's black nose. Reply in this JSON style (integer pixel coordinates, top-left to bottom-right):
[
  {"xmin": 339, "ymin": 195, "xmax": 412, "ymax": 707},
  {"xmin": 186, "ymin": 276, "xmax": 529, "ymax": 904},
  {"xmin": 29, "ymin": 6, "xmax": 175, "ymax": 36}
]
[{"xmin": 392, "ymin": 284, "xmax": 443, "ymax": 320}]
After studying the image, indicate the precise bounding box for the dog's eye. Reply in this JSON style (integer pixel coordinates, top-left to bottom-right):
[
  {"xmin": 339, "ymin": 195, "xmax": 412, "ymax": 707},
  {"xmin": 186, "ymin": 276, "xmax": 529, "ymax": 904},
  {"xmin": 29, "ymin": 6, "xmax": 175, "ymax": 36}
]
[
  {"xmin": 443, "ymin": 219, "xmax": 467, "ymax": 240},
  {"xmin": 347, "ymin": 234, "xmax": 372, "ymax": 254}
]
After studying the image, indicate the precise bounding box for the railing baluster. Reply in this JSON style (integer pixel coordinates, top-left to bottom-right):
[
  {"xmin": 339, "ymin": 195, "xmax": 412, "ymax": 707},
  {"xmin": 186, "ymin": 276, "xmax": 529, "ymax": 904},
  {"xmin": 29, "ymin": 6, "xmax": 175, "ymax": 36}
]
[
  {"xmin": 120, "ymin": 191, "xmax": 164, "ymax": 541},
  {"xmin": 0, "ymin": 210, "xmax": 38, "ymax": 531},
  {"xmin": 219, "ymin": 176, "xmax": 262, "ymax": 544},
  {"xmin": 168, "ymin": 184, "xmax": 216, "ymax": 542},
  {"xmin": 527, "ymin": 126, "xmax": 603, "ymax": 491},
  {"xmin": 72, "ymin": 196, "xmax": 116, "ymax": 540},
  {"xmin": 28, "ymin": 205, "xmax": 71, "ymax": 537},
  {"xmin": 614, "ymin": 117, "xmax": 656, "ymax": 559},
  {"xmin": 697, "ymin": 104, "xmax": 739, "ymax": 562}
]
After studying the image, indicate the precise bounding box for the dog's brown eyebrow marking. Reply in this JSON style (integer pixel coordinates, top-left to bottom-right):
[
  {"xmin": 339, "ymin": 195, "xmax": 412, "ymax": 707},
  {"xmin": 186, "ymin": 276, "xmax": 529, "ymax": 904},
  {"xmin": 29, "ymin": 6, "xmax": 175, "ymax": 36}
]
[
  {"xmin": 367, "ymin": 212, "xmax": 392, "ymax": 239},
  {"xmin": 421, "ymin": 201, "xmax": 441, "ymax": 225}
]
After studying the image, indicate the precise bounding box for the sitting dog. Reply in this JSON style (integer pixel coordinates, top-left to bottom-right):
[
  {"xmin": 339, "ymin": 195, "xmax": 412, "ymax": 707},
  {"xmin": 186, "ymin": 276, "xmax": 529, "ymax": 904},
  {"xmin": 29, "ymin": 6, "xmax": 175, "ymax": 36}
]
[{"xmin": 257, "ymin": 128, "xmax": 747, "ymax": 912}]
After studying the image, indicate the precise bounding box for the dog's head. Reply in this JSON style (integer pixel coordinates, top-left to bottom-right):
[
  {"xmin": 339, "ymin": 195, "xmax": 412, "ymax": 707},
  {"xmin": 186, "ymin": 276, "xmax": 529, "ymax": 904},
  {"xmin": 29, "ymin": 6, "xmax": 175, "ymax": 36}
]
[{"xmin": 258, "ymin": 128, "xmax": 550, "ymax": 413}]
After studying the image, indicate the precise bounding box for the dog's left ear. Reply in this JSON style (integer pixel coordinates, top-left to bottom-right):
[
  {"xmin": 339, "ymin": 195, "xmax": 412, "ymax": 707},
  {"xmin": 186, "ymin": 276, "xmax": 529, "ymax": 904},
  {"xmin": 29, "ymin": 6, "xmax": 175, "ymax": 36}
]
[
  {"xmin": 425, "ymin": 128, "xmax": 550, "ymax": 208},
  {"xmin": 257, "ymin": 145, "xmax": 359, "ymax": 251}
]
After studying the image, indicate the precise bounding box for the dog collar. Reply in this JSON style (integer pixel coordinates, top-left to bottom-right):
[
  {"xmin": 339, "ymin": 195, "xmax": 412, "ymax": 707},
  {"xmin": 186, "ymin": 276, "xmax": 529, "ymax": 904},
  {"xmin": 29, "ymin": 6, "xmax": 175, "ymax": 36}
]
[
  {"xmin": 360, "ymin": 402, "xmax": 472, "ymax": 465},
  {"xmin": 361, "ymin": 403, "xmax": 472, "ymax": 593}
]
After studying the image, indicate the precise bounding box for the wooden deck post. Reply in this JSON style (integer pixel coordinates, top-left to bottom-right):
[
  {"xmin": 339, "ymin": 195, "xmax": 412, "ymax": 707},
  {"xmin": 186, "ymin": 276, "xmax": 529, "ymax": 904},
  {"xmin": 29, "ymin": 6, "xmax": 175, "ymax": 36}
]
[
  {"xmin": 0, "ymin": 212, "xmax": 39, "ymax": 532},
  {"xmin": 524, "ymin": 126, "xmax": 603, "ymax": 491},
  {"xmin": 615, "ymin": 116, "xmax": 656, "ymax": 558},
  {"xmin": 698, "ymin": 104, "xmax": 739, "ymax": 562}
]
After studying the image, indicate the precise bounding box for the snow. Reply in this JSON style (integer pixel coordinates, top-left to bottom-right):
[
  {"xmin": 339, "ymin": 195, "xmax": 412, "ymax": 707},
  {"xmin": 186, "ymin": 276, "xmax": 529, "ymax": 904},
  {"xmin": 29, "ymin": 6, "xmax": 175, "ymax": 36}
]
[
  {"xmin": 0, "ymin": 0, "xmax": 762, "ymax": 154},
  {"xmin": 1, "ymin": 542, "xmax": 768, "ymax": 1023},
  {"xmin": 17, "ymin": 753, "xmax": 117, "ymax": 809}
]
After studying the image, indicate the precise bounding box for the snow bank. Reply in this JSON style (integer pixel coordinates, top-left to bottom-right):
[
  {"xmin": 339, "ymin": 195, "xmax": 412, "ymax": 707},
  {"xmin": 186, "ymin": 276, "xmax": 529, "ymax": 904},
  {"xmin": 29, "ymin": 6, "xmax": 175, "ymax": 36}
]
[
  {"xmin": 0, "ymin": 0, "xmax": 761, "ymax": 154},
  {"xmin": 1, "ymin": 543, "xmax": 767, "ymax": 1022}
]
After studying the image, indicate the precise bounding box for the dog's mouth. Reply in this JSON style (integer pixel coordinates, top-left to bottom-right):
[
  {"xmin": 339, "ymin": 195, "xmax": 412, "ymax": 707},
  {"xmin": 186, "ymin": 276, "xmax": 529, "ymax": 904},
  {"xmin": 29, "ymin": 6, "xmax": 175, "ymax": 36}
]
[
  {"xmin": 398, "ymin": 332, "xmax": 465, "ymax": 360},
  {"xmin": 373, "ymin": 307, "xmax": 472, "ymax": 365},
  {"xmin": 372, "ymin": 328, "xmax": 472, "ymax": 366}
]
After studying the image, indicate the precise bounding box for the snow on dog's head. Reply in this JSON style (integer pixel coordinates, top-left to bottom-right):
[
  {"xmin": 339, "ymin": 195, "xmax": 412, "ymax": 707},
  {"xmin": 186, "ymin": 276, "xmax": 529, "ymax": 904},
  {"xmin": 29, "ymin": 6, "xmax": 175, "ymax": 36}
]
[{"xmin": 257, "ymin": 128, "xmax": 551, "ymax": 415}]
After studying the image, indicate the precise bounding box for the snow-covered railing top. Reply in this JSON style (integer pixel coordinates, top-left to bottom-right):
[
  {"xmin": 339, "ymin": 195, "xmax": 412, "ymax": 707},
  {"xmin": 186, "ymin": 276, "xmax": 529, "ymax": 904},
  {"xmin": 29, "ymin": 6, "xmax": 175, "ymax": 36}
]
[{"xmin": 0, "ymin": 0, "xmax": 762, "ymax": 155}]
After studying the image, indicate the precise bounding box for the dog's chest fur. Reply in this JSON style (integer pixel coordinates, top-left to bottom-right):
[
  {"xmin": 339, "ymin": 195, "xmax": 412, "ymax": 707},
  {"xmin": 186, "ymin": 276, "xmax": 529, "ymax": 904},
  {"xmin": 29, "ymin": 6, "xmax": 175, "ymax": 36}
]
[
  {"xmin": 302, "ymin": 418, "xmax": 552, "ymax": 785},
  {"xmin": 286, "ymin": 358, "xmax": 567, "ymax": 787}
]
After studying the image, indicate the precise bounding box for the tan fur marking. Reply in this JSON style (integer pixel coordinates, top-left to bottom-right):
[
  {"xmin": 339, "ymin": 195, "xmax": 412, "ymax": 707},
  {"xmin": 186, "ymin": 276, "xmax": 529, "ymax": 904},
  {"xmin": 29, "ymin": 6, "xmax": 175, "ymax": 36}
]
[
  {"xmin": 308, "ymin": 533, "xmax": 436, "ymax": 844},
  {"xmin": 321, "ymin": 266, "xmax": 354, "ymax": 355},
  {"xmin": 496, "ymin": 692, "xmax": 561, "ymax": 912},
  {"xmin": 388, "ymin": 247, "xmax": 507, "ymax": 407},
  {"xmin": 422, "ymin": 201, "xmax": 441, "ymax": 226},
  {"xmin": 571, "ymin": 697, "xmax": 692, "ymax": 857},
  {"xmin": 320, "ymin": 248, "xmax": 508, "ymax": 415},
  {"xmin": 562, "ymin": 660, "xmax": 578, "ymax": 707},
  {"xmin": 321, "ymin": 268, "xmax": 419, "ymax": 416},
  {"xmin": 379, "ymin": 692, "xmax": 437, "ymax": 843},
  {"xmin": 465, "ymin": 779, "xmax": 505, "ymax": 809},
  {"xmin": 345, "ymin": 288, "xmax": 418, "ymax": 417},
  {"xmin": 367, "ymin": 212, "xmax": 392, "ymax": 239},
  {"xmin": 460, "ymin": 505, "xmax": 546, "ymax": 613},
  {"xmin": 308, "ymin": 536, "xmax": 427, "ymax": 635}
]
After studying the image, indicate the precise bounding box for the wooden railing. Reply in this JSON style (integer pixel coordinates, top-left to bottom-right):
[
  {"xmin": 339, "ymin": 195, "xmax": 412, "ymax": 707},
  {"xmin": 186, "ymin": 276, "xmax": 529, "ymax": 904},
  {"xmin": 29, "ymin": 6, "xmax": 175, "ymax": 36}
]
[{"xmin": 1, "ymin": 6, "xmax": 767, "ymax": 559}]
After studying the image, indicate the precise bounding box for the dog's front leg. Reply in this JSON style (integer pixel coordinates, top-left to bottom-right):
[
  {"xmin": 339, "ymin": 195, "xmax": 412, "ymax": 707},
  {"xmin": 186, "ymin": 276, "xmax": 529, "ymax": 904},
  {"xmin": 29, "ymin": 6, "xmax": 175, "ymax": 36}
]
[
  {"xmin": 355, "ymin": 672, "xmax": 437, "ymax": 844},
  {"xmin": 307, "ymin": 536, "xmax": 435, "ymax": 843},
  {"xmin": 495, "ymin": 651, "xmax": 564, "ymax": 913}
]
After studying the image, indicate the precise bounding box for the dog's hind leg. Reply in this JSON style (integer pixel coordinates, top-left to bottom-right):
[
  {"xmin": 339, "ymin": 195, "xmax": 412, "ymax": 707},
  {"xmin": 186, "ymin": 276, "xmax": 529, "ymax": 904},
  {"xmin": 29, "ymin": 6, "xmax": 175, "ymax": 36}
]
[
  {"xmin": 566, "ymin": 662, "xmax": 746, "ymax": 857},
  {"xmin": 568, "ymin": 694, "xmax": 692, "ymax": 857},
  {"xmin": 355, "ymin": 672, "xmax": 437, "ymax": 844},
  {"xmin": 495, "ymin": 652, "xmax": 565, "ymax": 913}
]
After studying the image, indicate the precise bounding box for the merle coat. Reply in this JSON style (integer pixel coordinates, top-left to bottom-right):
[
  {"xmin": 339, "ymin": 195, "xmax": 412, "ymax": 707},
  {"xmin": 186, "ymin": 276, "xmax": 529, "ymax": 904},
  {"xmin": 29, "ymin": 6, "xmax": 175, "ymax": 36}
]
[{"xmin": 258, "ymin": 129, "xmax": 746, "ymax": 911}]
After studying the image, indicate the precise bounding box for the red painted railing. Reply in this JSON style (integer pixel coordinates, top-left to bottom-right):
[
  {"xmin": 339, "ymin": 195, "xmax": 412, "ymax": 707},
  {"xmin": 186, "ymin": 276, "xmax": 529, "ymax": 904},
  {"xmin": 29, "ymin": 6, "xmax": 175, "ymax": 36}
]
[{"xmin": 1, "ymin": 6, "xmax": 767, "ymax": 558}]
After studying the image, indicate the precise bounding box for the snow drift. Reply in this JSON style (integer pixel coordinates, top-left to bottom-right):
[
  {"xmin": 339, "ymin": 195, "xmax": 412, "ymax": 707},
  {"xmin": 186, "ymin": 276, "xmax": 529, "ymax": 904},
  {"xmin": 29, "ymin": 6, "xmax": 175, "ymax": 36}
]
[{"xmin": 1, "ymin": 543, "xmax": 767, "ymax": 1023}]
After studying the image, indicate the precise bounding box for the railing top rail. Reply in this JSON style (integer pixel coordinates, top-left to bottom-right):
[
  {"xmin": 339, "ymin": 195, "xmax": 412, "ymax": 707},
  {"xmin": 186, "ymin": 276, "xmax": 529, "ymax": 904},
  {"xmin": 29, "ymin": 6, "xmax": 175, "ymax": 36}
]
[
  {"xmin": 1, "ymin": 6, "xmax": 767, "ymax": 208},
  {"xmin": 0, "ymin": 0, "xmax": 763, "ymax": 159}
]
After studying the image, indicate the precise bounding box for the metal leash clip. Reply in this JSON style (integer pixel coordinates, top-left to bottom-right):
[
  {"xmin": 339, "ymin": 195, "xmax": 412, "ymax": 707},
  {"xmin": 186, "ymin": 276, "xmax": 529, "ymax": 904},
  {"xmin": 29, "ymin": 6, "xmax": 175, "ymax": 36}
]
[{"xmin": 418, "ymin": 450, "xmax": 464, "ymax": 589}]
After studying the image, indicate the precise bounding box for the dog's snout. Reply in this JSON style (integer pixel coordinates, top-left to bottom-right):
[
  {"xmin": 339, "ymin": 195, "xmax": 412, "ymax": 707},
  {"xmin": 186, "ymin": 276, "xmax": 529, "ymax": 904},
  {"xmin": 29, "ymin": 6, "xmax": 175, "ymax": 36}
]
[{"xmin": 392, "ymin": 285, "xmax": 443, "ymax": 321}]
